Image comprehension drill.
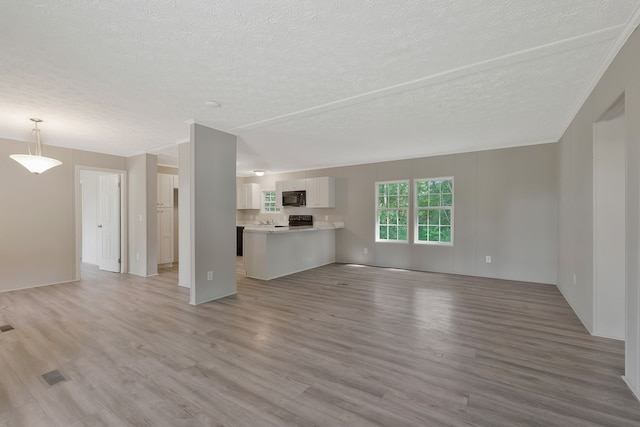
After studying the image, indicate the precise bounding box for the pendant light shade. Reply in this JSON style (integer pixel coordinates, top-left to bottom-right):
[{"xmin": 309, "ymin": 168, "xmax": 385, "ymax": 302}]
[
  {"xmin": 9, "ymin": 153, "xmax": 62, "ymax": 174},
  {"xmin": 9, "ymin": 118, "xmax": 62, "ymax": 174}
]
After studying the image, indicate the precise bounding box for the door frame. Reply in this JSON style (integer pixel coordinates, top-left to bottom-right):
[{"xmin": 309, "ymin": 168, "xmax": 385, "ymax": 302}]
[{"xmin": 74, "ymin": 165, "xmax": 127, "ymax": 279}]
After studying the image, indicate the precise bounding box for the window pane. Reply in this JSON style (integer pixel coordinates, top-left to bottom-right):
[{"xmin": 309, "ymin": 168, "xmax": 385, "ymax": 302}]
[
  {"xmin": 399, "ymin": 182, "xmax": 409, "ymax": 195},
  {"xmin": 389, "ymin": 210, "xmax": 398, "ymax": 224},
  {"xmin": 428, "ymin": 209, "xmax": 439, "ymax": 225},
  {"xmin": 398, "ymin": 210, "xmax": 407, "ymax": 225},
  {"xmin": 378, "ymin": 184, "xmax": 387, "ymax": 196},
  {"xmin": 388, "ymin": 183, "xmax": 398, "ymax": 195},
  {"xmin": 428, "ymin": 226, "xmax": 439, "ymax": 241},
  {"xmin": 388, "ymin": 196, "xmax": 398, "ymax": 208},
  {"xmin": 389, "ymin": 226, "xmax": 397, "ymax": 240},
  {"xmin": 418, "ymin": 225, "xmax": 427, "ymax": 241},
  {"xmin": 441, "ymin": 180, "xmax": 452, "ymax": 193},
  {"xmin": 442, "ymin": 193, "xmax": 453, "ymax": 206},
  {"xmin": 417, "ymin": 195, "xmax": 428, "ymax": 207},
  {"xmin": 398, "ymin": 196, "xmax": 409, "ymax": 208},
  {"xmin": 428, "ymin": 194, "xmax": 440, "ymax": 207},
  {"xmin": 398, "ymin": 226, "xmax": 407, "ymax": 240},
  {"xmin": 418, "ymin": 210, "xmax": 427, "ymax": 225},
  {"xmin": 379, "ymin": 210, "xmax": 388, "ymax": 224},
  {"xmin": 379, "ymin": 226, "xmax": 387, "ymax": 239},
  {"xmin": 441, "ymin": 226, "xmax": 451, "ymax": 242},
  {"xmin": 440, "ymin": 209, "xmax": 451, "ymax": 226},
  {"xmin": 417, "ymin": 181, "xmax": 427, "ymax": 195}
]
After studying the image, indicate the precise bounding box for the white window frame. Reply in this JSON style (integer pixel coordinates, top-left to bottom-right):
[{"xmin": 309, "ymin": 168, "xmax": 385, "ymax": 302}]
[
  {"xmin": 261, "ymin": 189, "xmax": 280, "ymax": 213},
  {"xmin": 375, "ymin": 180, "xmax": 410, "ymax": 243},
  {"xmin": 414, "ymin": 177, "xmax": 454, "ymax": 246}
]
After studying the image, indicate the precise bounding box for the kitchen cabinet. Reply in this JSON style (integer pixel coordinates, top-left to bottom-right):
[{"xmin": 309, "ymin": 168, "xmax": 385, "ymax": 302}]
[
  {"xmin": 306, "ymin": 177, "xmax": 335, "ymax": 208},
  {"xmin": 157, "ymin": 173, "xmax": 174, "ymax": 208},
  {"xmin": 237, "ymin": 183, "xmax": 261, "ymax": 209},
  {"xmin": 157, "ymin": 173, "xmax": 177, "ymax": 265},
  {"xmin": 275, "ymin": 181, "xmax": 284, "ymax": 208},
  {"xmin": 281, "ymin": 179, "xmax": 306, "ymax": 191},
  {"xmin": 157, "ymin": 208, "xmax": 173, "ymax": 265}
]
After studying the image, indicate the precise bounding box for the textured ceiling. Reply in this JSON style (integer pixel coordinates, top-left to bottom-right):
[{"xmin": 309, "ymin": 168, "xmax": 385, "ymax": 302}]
[{"xmin": 1, "ymin": 1, "xmax": 639, "ymax": 175}]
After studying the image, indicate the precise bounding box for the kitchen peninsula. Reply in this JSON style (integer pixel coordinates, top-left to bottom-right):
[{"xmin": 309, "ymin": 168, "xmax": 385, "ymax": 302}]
[{"xmin": 242, "ymin": 220, "xmax": 344, "ymax": 280}]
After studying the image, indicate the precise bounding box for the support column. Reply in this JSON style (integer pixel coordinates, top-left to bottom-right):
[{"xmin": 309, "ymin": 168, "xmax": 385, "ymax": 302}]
[
  {"xmin": 178, "ymin": 142, "xmax": 191, "ymax": 288},
  {"xmin": 181, "ymin": 123, "xmax": 237, "ymax": 305}
]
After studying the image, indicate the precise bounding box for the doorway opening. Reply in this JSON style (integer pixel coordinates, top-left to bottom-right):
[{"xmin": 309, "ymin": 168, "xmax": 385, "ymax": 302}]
[{"xmin": 75, "ymin": 167, "xmax": 127, "ymax": 279}]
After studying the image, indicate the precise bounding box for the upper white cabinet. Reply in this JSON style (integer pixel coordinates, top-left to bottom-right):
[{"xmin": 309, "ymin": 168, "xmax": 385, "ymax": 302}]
[
  {"xmin": 306, "ymin": 177, "xmax": 335, "ymax": 208},
  {"xmin": 157, "ymin": 173, "xmax": 174, "ymax": 208},
  {"xmin": 275, "ymin": 177, "xmax": 335, "ymax": 208},
  {"xmin": 282, "ymin": 179, "xmax": 306, "ymax": 192},
  {"xmin": 237, "ymin": 183, "xmax": 261, "ymax": 209},
  {"xmin": 275, "ymin": 181, "xmax": 284, "ymax": 208}
]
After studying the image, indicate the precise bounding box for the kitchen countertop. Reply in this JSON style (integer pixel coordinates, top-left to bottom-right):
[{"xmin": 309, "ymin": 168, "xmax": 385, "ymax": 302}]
[{"xmin": 242, "ymin": 222, "xmax": 344, "ymax": 234}]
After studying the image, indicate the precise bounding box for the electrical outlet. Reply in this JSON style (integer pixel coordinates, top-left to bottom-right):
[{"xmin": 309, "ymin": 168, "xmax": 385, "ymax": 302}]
[
  {"xmin": 207, "ymin": 271, "xmax": 213, "ymax": 281},
  {"xmin": 364, "ymin": 247, "xmax": 368, "ymax": 255},
  {"xmin": 486, "ymin": 256, "xmax": 491, "ymax": 263}
]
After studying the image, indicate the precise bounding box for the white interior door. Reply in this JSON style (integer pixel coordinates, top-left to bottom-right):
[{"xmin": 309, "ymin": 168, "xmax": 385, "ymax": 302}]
[{"xmin": 98, "ymin": 174, "xmax": 121, "ymax": 272}]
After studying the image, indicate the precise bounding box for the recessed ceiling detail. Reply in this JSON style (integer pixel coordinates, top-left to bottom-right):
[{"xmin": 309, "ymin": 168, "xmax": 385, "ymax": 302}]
[{"xmin": 1, "ymin": 1, "xmax": 639, "ymax": 175}]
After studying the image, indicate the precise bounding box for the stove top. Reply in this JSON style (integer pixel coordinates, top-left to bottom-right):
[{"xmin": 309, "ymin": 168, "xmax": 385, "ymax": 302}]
[{"xmin": 288, "ymin": 215, "xmax": 313, "ymax": 227}]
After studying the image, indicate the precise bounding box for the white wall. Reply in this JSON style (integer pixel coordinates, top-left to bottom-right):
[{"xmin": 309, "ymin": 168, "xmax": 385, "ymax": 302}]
[
  {"xmin": 126, "ymin": 153, "xmax": 158, "ymax": 277},
  {"xmin": 239, "ymin": 143, "xmax": 558, "ymax": 285},
  {"xmin": 0, "ymin": 138, "xmax": 126, "ymax": 292},
  {"xmin": 594, "ymin": 114, "xmax": 626, "ymax": 339},
  {"xmin": 558, "ymin": 26, "xmax": 640, "ymax": 397}
]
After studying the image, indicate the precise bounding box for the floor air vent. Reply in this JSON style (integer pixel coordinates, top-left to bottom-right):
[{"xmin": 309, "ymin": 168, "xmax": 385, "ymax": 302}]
[
  {"xmin": 42, "ymin": 369, "xmax": 67, "ymax": 386},
  {"xmin": 0, "ymin": 325, "xmax": 14, "ymax": 332}
]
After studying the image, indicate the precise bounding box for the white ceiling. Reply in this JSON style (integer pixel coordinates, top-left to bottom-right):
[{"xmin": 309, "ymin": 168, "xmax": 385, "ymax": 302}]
[{"xmin": 1, "ymin": 1, "xmax": 639, "ymax": 176}]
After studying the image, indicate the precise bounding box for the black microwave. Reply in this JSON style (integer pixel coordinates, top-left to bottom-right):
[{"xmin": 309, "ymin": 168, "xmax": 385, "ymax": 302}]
[{"xmin": 282, "ymin": 190, "xmax": 306, "ymax": 207}]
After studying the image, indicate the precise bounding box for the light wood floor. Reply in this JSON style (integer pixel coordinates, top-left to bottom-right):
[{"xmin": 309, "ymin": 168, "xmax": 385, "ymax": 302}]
[{"xmin": 1, "ymin": 260, "xmax": 639, "ymax": 426}]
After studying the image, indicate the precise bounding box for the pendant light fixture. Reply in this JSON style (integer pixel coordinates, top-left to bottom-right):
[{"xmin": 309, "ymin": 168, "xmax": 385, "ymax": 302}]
[{"xmin": 9, "ymin": 118, "xmax": 62, "ymax": 174}]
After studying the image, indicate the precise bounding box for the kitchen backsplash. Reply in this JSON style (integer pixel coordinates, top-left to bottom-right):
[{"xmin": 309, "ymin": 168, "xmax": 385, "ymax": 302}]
[{"xmin": 236, "ymin": 210, "xmax": 344, "ymax": 226}]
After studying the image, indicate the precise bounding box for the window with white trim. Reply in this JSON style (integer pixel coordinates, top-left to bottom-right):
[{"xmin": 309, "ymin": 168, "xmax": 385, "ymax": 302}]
[
  {"xmin": 261, "ymin": 190, "xmax": 280, "ymax": 213},
  {"xmin": 415, "ymin": 177, "xmax": 453, "ymax": 245},
  {"xmin": 376, "ymin": 181, "xmax": 409, "ymax": 242}
]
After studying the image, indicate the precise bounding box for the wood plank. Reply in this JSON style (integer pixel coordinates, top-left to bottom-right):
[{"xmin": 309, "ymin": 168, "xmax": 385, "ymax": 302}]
[{"xmin": 0, "ymin": 260, "xmax": 638, "ymax": 426}]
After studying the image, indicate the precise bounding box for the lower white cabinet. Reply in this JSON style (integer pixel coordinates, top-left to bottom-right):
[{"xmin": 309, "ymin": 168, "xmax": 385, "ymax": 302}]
[
  {"xmin": 157, "ymin": 208, "xmax": 173, "ymax": 265},
  {"xmin": 306, "ymin": 177, "xmax": 335, "ymax": 208},
  {"xmin": 237, "ymin": 183, "xmax": 261, "ymax": 209}
]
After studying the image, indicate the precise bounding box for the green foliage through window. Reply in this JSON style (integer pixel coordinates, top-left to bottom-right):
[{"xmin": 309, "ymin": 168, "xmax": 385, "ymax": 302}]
[
  {"xmin": 376, "ymin": 181, "xmax": 409, "ymax": 242},
  {"xmin": 415, "ymin": 178, "xmax": 453, "ymax": 244},
  {"xmin": 262, "ymin": 190, "xmax": 280, "ymax": 213}
]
